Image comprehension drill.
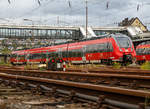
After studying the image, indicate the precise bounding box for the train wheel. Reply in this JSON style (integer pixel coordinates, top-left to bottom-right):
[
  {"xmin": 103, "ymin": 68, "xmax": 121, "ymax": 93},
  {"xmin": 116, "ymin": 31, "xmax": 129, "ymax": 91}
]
[
  {"xmin": 11, "ymin": 62, "xmax": 16, "ymax": 66},
  {"xmin": 107, "ymin": 59, "xmax": 112, "ymax": 65},
  {"xmin": 141, "ymin": 60, "xmax": 146, "ymax": 65},
  {"xmin": 101, "ymin": 59, "xmax": 104, "ymax": 64}
]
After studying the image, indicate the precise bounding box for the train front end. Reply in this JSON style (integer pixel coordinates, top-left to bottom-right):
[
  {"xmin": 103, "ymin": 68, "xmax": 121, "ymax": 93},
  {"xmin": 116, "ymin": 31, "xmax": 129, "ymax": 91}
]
[{"xmin": 113, "ymin": 34, "xmax": 136, "ymax": 64}]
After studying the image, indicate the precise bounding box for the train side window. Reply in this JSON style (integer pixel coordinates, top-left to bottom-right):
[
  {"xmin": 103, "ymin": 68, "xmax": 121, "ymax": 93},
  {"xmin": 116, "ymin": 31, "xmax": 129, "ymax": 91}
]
[
  {"xmin": 103, "ymin": 43, "xmax": 107, "ymax": 52},
  {"xmin": 76, "ymin": 49, "xmax": 79, "ymax": 57},
  {"xmin": 98, "ymin": 43, "xmax": 104, "ymax": 52},
  {"xmin": 51, "ymin": 52, "xmax": 55, "ymax": 57},
  {"xmin": 20, "ymin": 55, "xmax": 25, "ymax": 60},
  {"xmin": 62, "ymin": 51, "xmax": 65, "ymax": 57},
  {"xmin": 139, "ymin": 48, "xmax": 143, "ymax": 55},
  {"xmin": 107, "ymin": 42, "xmax": 113, "ymax": 52},
  {"xmin": 73, "ymin": 49, "xmax": 77, "ymax": 57},
  {"xmin": 71, "ymin": 50, "xmax": 74, "ymax": 57},
  {"xmin": 141, "ymin": 48, "xmax": 145, "ymax": 55},
  {"xmin": 68, "ymin": 50, "xmax": 70, "ymax": 57},
  {"xmin": 65, "ymin": 51, "xmax": 69, "ymax": 58},
  {"xmin": 48, "ymin": 53, "xmax": 51, "ymax": 58},
  {"xmin": 33, "ymin": 53, "xmax": 40, "ymax": 59},
  {"xmin": 147, "ymin": 48, "xmax": 150, "ymax": 54},
  {"xmin": 144, "ymin": 48, "xmax": 148, "ymax": 55},
  {"xmin": 138, "ymin": 48, "xmax": 144, "ymax": 55},
  {"xmin": 72, "ymin": 50, "xmax": 75, "ymax": 57},
  {"xmin": 96, "ymin": 44, "xmax": 99, "ymax": 53},
  {"xmin": 62, "ymin": 51, "xmax": 68, "ymax": 58},
  {"xmin": 77, "ymin": 49, "xmax": 82, "ymax": 57},
  {"xmin": 92, "ymin": 44, "xmax": 97, "ymax": 52},
  {"xmin": 145, "ymin": 48, "xmax": 150, "ymax": 55},
  {"xmin": 56, "ymin": 52, "xmax": 59, "ymax": 57},
  {"xmin": 42, "ymin": 53, "xmax": 46, "ymax": 58},
  {"xmin": 53, "ymin": 52, "xmax": 57, "ymax": 57},
  {"xmin": 28, "ymin": 54, "xmax": 33, "ymax": 59},
  {"xmin": 136, "ymin": 49, "xmax": 140, "ymax": 55},
  {"xmin": 139, "ymin": 49, "xmax": 142, "ymax": 55},
  {"xmin": 148, "ymin": 48, "xmax": 150, "ymax": 54},
  {"xmin": 68, "ymin": 50, "xmax": 72, "ymax": 57},
  {"xmin": 86, "ymin": 45, "xmax": 91, "ymax": 53},
  {"xmin": 85, "ymin": 43, "xmax": 113, "ymax": 53},
  {"xmin": 72, "ymin": 49, "xmax": 76, "ymax": 57},
  {"xmin": 11, "ymin": 54, "xmax": 17, "ymax": 58},
  {"xmin": 75, "ymin": 49, "xmax": 81, "ymax": 57}
]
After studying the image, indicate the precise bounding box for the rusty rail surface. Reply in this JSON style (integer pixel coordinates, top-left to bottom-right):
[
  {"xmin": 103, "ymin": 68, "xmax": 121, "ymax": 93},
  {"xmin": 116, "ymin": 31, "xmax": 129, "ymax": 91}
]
[
  {"xmin": 0, "ymin": 65, "xmax": 150, "ymax": 75},
  {"xmin": 66, "ymin": 68, "xmax": 150, "ymax": 75}
]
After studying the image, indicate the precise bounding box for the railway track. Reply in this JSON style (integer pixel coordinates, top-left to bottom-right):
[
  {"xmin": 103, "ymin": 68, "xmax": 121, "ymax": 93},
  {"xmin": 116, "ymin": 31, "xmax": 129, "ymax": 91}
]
[
  {"xmin": 0, "ymin": 72, "xmax": 150, "ymax": 109},
  {"xmin": 1, "ymin": 68, "xmax": 150, "ymax": 90},
  {"xmin": 1, "ymin": 66, "xmax": 150, "ymax": 108},
  {"xmin": 66, "ymin": 67, "xmax": 150, "ymax": 75},
  {"xmin": 0, "ymin": 78, "xmax": 91, "ymax": 109},
  {"xmin": 0, "ymin": 65, "xmax": 148, "ymax": 76}
]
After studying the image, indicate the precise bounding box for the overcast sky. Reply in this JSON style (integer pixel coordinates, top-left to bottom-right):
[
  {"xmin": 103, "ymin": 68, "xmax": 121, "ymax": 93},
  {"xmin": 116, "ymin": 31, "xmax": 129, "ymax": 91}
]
[{"xmin": 0, "ymin": 0, "xmax": 150, "ymax": 29}]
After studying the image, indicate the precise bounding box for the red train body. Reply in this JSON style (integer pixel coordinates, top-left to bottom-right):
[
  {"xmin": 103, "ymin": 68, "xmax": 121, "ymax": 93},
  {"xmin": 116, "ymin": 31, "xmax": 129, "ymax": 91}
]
[
  {"xmin": 10, "ymin": 33, "xmax": 136, "ymax": 65},
  {"xmin": 136, "ymin": 41, "xmax": 150, "ymax": 64}
]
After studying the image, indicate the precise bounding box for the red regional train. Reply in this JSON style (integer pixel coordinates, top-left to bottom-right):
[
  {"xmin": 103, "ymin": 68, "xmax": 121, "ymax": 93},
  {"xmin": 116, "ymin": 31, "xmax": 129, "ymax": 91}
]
[
  {"xmin": 136, "ymin": 41, "xmax": 150, "ymax": 64},
  {"xmin": 10, "ymin": 33, "xmax": 136, "ymax": 66}
]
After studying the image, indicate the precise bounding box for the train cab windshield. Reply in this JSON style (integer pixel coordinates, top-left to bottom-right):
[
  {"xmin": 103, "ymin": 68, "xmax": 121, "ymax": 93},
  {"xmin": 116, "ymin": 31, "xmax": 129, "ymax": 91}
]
[{"xmin": 115, "ymin": 36, "xmax": 131, "ymax": 48}]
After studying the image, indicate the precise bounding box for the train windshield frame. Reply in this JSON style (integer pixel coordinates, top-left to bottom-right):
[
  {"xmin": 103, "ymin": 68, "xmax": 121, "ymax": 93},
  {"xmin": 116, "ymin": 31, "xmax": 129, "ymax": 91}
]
[{"xmin": 115, "ymin": 36, "xmax": 131, "ymax": 48}]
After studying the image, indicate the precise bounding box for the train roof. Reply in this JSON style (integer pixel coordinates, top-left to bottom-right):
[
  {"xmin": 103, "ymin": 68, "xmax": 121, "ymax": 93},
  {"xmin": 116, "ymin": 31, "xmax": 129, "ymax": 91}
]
[
  {"xmin": 136, "ymin": 41, "xmax": 150, "ymax": 49},
  {"xmin": 139, "ymin": 41, "xmax": 150, "ymax": 45}
]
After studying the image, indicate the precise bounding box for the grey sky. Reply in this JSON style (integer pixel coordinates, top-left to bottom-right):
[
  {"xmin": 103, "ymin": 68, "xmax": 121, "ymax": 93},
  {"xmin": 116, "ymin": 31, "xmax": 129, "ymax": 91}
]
[{"xmin": 0, "ymin": 0, "xmax": 150, "ymax": 29}]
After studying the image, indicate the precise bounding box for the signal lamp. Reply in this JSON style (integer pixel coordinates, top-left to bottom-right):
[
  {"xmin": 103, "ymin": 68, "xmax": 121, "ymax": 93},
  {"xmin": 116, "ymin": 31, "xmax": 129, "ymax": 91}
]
[
  {"xmin": 60, "ymin": 60, "xmax": 63, "ymax": 63},
  {"xmin": 52, "ymin": 59, "xmax": 55, "ymax": 63}
]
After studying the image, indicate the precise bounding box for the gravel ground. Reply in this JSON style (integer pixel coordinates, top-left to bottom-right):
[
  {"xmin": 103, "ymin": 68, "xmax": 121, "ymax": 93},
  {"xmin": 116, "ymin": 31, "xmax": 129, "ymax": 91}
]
[{"xmin": 0, "ymin": 84, "xmax": 92, "ymax": 109}]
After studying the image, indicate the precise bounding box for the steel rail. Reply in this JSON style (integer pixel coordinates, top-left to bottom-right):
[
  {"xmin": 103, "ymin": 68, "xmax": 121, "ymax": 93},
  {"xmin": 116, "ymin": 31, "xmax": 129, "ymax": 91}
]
[
  {"xmin": 0, "ymin": 72, "xmax": 150, "ymax": 98},
  {"xmin": 1, "ymin": 72, "xmax": 150, "ymax": 108},
  {"xmin": 1, "ymin": 79, "xmax": 148, "ymax": 109},
  {"xmin": 0, "ymin": 66, "xmax": 150, "ymax": 76},
  {"xmin": 38, "ymin": 85, "xmax": 150, "ymax": 109},
  {"xmin": 1, "ymin": 69, "xmax": 150, "ymax": 80},
  {"xmin": 1, "ymin": 69, "xmax": 150, "ymax": 90}
]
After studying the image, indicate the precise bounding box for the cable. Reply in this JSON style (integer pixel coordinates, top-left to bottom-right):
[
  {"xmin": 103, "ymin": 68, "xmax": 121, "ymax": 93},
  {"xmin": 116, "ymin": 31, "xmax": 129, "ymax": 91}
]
[{"xmin": 16, "ymin": 0, "xmax": 55, "ymax": 18}]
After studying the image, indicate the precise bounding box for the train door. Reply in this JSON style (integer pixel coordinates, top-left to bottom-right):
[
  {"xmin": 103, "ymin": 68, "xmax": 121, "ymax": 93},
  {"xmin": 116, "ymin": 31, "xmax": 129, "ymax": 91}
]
[
  {"xmin": 106, "ymin": 42, "xmax": 111, "ymax": 64},
  {"xmin": 26, "ymin": 52, "xmax": 30, "ymax": 64},
  {"xmin": 16, "ymin": 54, "xmax": 19, "ymax": 64},
  {"xmin": 58, "ymin": 48, "xmax": 62, "ymax": 58},
  {"xmin": 46, "ymin": 50, "xmax": 49, "ymax": 63},
  {"xmin": 82, "ymin": 46, "xmax": 86, "ymax": 63}
]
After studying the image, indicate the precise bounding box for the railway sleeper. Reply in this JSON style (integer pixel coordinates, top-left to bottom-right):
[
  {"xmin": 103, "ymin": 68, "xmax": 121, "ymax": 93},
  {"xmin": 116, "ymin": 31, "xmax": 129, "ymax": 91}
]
[
  {"xmin": 51, "ymin": 87, "xmax": 60, "ymax": 98},
  {"xmin": 109, "ymin": 79, "xmax": 121, "ymax": 86},
  {"xmin": 2, "ymin": 77, "xmax": 150, "ymax": 109},
  {"xmin": 3, "ymin": 80, "xmax": 11, "ymax": 86},
  {"xmin": 64, "ymin": 90, "xmax": 78, "ymax": 103},
  {"xmin": 128, "ymin": 80, "xmax": 139, "ymax": 89},
  {"xmin": 95, "ymin": 80, "xmax": 106, "ymax": 85},
  {"xmin": 96, "ymin": 104, "xmax": 121, "ymax": 109}
]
